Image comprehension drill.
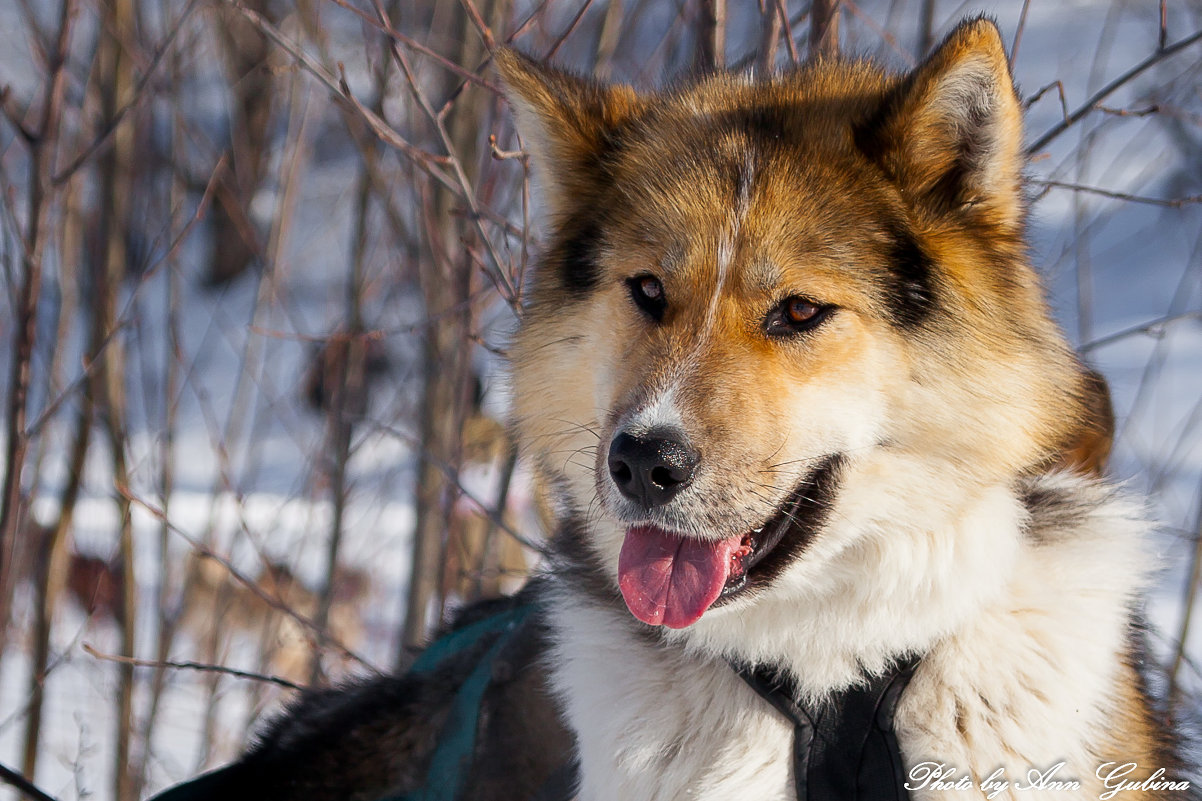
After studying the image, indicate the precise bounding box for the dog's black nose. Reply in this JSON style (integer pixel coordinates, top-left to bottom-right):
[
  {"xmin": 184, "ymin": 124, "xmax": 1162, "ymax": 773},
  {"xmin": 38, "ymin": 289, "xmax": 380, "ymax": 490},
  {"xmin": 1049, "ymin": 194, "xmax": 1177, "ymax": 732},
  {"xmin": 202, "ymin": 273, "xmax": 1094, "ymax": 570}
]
[{"xmin": 608, "ymin": 430, "xmax": 699, "ymax": 508}]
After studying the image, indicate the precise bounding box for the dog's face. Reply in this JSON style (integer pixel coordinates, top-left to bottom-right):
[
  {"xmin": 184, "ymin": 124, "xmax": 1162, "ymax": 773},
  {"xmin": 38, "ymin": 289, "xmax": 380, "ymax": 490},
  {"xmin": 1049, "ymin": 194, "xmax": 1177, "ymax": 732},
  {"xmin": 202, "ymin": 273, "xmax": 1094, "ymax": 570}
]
[{"xmin": 500, "ymin": 21, "xmax": 1094, "ymax": 631}]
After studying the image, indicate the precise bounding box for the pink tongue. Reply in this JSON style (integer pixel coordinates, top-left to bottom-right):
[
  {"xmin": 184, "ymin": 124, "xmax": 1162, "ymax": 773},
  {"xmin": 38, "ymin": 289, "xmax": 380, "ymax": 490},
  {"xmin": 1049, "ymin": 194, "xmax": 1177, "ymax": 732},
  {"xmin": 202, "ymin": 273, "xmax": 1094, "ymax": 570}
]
[{"xmin": 618, "ymin": 525, "xmax": 743, "ymax": 628}]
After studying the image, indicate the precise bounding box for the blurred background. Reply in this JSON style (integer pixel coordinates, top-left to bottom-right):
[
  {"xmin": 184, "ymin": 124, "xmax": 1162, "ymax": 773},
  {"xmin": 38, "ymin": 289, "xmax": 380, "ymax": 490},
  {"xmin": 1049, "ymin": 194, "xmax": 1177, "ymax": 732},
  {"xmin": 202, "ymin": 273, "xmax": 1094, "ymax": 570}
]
[{"xmin": 0, "ymin": 0, "xmax": 1200, "ymax": 798}]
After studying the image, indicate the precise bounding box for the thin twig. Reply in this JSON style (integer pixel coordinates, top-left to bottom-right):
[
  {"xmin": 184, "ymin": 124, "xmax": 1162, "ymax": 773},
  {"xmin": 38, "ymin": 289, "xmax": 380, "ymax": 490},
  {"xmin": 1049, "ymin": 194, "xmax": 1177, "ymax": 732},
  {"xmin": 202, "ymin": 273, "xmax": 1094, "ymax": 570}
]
[
  {"xmin": 488, "ymin": 134, "xmax": 526, "ymax": 161},
  {"xmin": 916, "ymin": 0, "xmax": 935, "ymax": 59},
  {"xmin": 369, "ymin": 420, "xmax": 549, "ymax": 555},
  {"xmin": 0, "ymin": 0, "xmax": 75, "ymax": 658},
  {"xmin": 82, "ymin": 643, "xmax": 304, "ymax": 691},
  {"xmin": 1027, "ymin": 27, "xmax": 1202, "ymax": 154},
  {"xmin": 118, "ymin": 486, "xmax": 378, "ymax": 672},
  {"xmin": 375, "ymin": 6, "xmax": 516, "ymax": 303},
  {"xmin": 51, "ymin": 0, "xmax": 202, "ymax": 186},
  {"xmin": 322, "ymin": 0, "xmax": 503, "ymax": 93},
  {"xmin": 774, "ymin": 0, "xmax": 799, "ymax": 63},
  {"xmin": 1032, "ymin": 179, "xmax": 1202, "ymax": 208},
  {"xmin": 1009, "ymin": 0, "xmax": 1032, "ymax": 69},
  {"xmin": 0, "ymin": 762, "xmax": 59, "ymax": 801},
  {"xmin": 546, "ymin": 0, "xmax": 599, "ymax": 61},
  {"xmin": 24, "ymin": 154, "xmax": 227, "ymax": 439},
  {"xmin": 1078, "ymin": 311, "xmax": 1202, "ymax": 354},
  {"xmin": 227, "ymin": 1, "xmax": 458, "ymax": 193},
  {"xmin": 758, "ymin": 0, "xmax": 781, "ymax": 73},
  {"xmin": 1024, "ymin": 80, "xmax": 1069, "ymax": 119},
  {"xmin": 1096, "ymin": 103, "xmax": 1160, "ymax": 117},
  {"xmin": 1160, "ymin": 0, "xmax": 1168, "ymax": 51},
  {"xmin": 1169, "ymin": 479, "xmax": 1202, "ymax": 701},
  {"xmin": 841, "ymin": 1, "xmax": 912, "ymax": 66}
]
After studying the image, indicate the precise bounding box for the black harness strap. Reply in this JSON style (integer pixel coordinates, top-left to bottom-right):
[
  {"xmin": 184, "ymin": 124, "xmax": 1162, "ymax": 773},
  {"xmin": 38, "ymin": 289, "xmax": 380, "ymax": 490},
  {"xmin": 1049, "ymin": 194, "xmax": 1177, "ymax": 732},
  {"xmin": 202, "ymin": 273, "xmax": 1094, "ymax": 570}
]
[{"xmin": 730, "ymin": 657, "xmax": 919, "ymax": 801}]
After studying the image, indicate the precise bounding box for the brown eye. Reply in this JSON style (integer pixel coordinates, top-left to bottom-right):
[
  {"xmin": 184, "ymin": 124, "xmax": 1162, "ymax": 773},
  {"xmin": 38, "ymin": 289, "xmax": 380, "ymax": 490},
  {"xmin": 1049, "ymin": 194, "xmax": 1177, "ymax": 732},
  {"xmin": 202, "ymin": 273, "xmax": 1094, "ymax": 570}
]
[
  {"xmin": 637, "ymin": 276, "xmax": 662, "ymax": 300},
  {"xmin": 765, "ymin": 295, "xmax": 832, "ymax": 337},
  {"xmin": 786, "ymin": 298, "xmax": 819, "ymax": 324},
  {"xmin": 626, "ymin": 275, "xmax": 667, "ymax": 321}
]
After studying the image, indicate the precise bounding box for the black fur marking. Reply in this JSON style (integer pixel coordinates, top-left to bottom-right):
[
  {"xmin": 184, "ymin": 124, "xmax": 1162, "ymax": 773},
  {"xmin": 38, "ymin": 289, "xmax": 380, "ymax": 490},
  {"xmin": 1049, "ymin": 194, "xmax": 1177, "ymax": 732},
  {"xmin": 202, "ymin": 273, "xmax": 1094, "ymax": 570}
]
[
  {"xmin": 707, "ymin": 103, "xmax": 791, "ymax": 151},
  {"xmin": 885, "ymin": 225, "xmax": 936, "ymax": 324},
  {"xmin": 884, "ymin": 224, "xmax": 936, "ymax": 327},
  {"xmin": 722, "ymin": 453, "xmax": 845, "ymax": 602},
  {"xmin": 554, "ymin": 215, "xmax": 603, "ymax": 295},
  {"xmin": 1018, "ymin": 477, "xmax": 1096, "ymax": 546},
  {"xmin": 552, "ymin": 513, "xmax": 626, "ymax": 611},
  {"xmin": 235, "ymin": 669, "xmax": 456, "ymax": 800}
]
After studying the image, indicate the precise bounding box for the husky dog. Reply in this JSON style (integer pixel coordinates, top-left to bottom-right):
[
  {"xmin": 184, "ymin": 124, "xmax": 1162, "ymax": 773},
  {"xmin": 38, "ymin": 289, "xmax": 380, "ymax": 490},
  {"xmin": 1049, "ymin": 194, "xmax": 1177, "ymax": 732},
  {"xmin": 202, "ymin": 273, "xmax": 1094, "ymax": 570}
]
[
  {"xmin": 496, "ymin": 16, "xmax": 1184, "ymax": 801},
  {"xmin": 149, "ymin": 17, "xmax": 1186, "ymax": 801}
]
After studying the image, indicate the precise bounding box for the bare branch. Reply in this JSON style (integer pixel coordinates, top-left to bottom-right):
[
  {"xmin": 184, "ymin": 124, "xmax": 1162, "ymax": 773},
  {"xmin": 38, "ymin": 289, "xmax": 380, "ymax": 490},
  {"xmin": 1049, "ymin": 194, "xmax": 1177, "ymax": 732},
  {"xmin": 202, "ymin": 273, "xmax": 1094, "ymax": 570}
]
[
  {"xmin": 0, "ymin": 762, "xmax": 59, "ymax": 801},
  {"xmin": 82, "ymin": 643, "xmax": 305, "ymax": 691},
  {"xmin": 697, "ymin": 0, "xmax": 727, "ymax": 70},
  {"xmin": 323, "ymin": 0, "xmax": 503, "ymax": 94},
  {"xmin": 1027, "ymin": 27, "xmax": 1202, "ymax": 155},
  {"xmin": 118, "ymin": 487, "xmax": 379, "ymax": 673},
  {"xmin": 1032, "ymin": 179, "xmax": 1202, "ymax": 208},
  {"xmin": 774, "ymin": 0, "xmax": 800, "ymax": 64},
  {"xmin": 51, "ymin": 0, "xmax": 202, "ymax": 186},
  {"xmin": 916, "ymin": 0, "xmax": 935, "ymax": 59},
  {"xmin": 24, "ymin": 154, "xmax": 227, "ymax": 439},
  {"xmin": 1079, "ymin": 311, "xmax": 1202, "ymax": 354},
  {"xmin": 227, "ymin": 1, "xmax": 459, "ymax": 194},
  {"xmin": 842, "ymin": 1, "xmax": 913, "ymax": 66},
  {"xmin": 1009, "ymin": 0, "xmax": 1032, "ymax": 69},
  {"xmin": 545, "ymin": 0, "xmax": 599, "ymax": 60},
  {"xmin": 809, "ymin": 0, "xmax": 839, "ymax": 60}
]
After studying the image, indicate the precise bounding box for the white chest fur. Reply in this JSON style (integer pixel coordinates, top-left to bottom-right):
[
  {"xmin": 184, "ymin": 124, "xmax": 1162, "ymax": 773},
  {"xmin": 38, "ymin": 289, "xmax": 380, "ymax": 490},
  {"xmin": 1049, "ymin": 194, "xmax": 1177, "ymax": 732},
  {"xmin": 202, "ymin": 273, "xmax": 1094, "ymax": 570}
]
[
  {"xmin": 548, "ymin": 599, "xmax": 795, "ymax": 801},
  {"xmin": 546, "ymin": 471, "xmax": 1152, "ymax": 801}
]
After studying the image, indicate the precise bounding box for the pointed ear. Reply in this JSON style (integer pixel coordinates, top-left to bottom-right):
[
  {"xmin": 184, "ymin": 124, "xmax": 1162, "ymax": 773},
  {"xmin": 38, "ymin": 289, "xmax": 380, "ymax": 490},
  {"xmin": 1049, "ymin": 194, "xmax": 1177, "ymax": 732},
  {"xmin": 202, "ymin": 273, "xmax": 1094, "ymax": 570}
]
[
  {"xmin": 856, "ymin": 18, "xmax": 1023, "ymax": 227},
  {"xmin": 495, "ymin": 48, "xmax": 643, "ymax": 215}
]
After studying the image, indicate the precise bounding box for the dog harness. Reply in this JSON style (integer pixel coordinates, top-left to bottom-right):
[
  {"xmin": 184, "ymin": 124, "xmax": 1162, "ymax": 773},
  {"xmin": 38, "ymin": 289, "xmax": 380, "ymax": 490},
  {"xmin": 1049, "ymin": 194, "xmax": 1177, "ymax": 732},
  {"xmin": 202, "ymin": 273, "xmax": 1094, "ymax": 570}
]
[
  {"xmin": 730, "ymin": 656, "xmax": 919, "ymax": 801},
  {"xmin": 385, "ymin": 605, "xmax": 920, "ymax": 801},
  {"xmin": 387, "ymin": 602, "xmax": 536, "ymax": 801}
]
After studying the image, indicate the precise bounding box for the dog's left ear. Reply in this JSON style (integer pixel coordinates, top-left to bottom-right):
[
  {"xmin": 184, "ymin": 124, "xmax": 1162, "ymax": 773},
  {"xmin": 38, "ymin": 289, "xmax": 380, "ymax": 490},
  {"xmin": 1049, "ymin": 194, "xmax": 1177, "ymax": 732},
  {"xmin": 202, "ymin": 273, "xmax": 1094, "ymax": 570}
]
[
  {"xmin": 856, "ymin": 18, "xmax": 1023, "ymax": 228},
  {"xmin": 495, "ymin": 49, "xmax": 643, "ymax": 217}
]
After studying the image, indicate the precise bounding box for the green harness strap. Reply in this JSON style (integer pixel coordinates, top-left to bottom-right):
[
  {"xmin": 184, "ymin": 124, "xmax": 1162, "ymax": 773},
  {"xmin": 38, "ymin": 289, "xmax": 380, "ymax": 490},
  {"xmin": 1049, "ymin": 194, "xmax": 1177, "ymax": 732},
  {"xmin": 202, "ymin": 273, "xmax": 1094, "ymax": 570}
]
[{"xmin": 385, "ymin": 601, "xmax": 536, "ymax": 801}]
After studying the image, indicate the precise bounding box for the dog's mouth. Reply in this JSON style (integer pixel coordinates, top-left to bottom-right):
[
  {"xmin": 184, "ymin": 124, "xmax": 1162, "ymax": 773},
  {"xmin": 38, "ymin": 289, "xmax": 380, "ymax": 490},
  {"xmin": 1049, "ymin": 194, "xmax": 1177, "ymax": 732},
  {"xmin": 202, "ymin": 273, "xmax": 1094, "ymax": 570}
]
[{"xmin": 616, "ymin": 466, "xmax": 830, "ymax": 629}]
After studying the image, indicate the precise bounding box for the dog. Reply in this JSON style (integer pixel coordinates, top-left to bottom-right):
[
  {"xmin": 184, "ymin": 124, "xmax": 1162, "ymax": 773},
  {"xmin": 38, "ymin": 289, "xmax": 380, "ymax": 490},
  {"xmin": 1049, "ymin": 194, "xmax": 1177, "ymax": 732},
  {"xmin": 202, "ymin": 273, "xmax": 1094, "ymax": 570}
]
[
  {"xmin": 498, "ymin": 17, "xmax": 1186, "ymax": 800},
  {"xmin": 149, "ymin": 18, "xmax": 1188, "ymax": 801}
]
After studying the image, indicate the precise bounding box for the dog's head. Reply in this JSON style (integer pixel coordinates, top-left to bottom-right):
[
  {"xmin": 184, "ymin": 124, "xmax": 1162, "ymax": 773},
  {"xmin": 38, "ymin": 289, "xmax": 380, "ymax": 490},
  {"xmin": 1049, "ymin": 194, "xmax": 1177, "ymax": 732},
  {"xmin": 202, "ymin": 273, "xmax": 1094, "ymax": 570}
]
[{"xmin": 499, "ymin": 20, "xmax": 1100, "ymax": 633}]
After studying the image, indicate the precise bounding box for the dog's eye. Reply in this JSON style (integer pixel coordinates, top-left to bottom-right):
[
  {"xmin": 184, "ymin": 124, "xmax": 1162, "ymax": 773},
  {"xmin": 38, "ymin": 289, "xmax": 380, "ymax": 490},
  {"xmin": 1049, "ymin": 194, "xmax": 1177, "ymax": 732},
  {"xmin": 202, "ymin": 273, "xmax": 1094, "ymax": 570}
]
[
  {"xmin": 627, "ymin": 275, "xmax": 667, "ymax": 322},
  {"xmin": 765, "ymin": 296, "xmax": 831, "ymax": 337}
]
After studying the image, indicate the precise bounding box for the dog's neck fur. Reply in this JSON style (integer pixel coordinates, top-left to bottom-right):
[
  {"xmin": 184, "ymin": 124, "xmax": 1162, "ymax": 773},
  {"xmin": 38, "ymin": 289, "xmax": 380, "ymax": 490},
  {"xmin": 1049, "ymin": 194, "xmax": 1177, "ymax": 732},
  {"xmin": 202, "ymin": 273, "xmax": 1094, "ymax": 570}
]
[{"xmin": 546, "ymin": 453, "xmax": 1156, "ymax": 800}]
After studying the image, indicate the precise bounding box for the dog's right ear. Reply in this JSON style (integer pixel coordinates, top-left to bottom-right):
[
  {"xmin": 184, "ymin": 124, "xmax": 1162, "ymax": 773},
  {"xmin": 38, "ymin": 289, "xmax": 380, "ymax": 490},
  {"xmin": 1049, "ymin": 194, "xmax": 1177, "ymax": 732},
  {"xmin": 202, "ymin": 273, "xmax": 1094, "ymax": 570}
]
[{"xmin": 495, "ymin": 49, "xmax": 642, "ymax": 215}]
